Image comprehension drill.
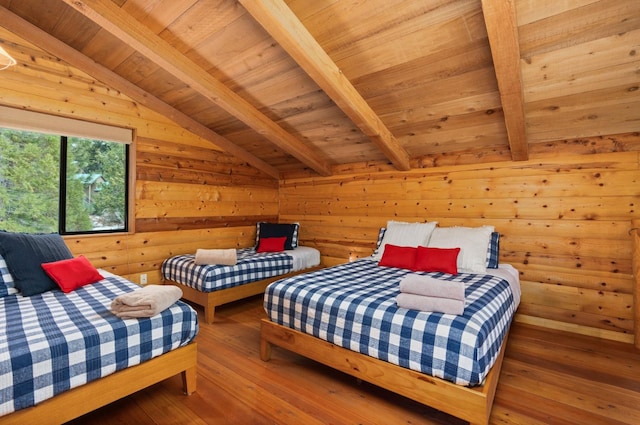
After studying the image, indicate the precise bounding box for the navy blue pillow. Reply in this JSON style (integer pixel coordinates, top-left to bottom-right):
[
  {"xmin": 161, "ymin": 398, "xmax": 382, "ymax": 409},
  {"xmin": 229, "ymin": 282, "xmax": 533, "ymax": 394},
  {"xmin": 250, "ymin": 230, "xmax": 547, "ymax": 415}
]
[
  {"xmin": 0, "ymin": 232, "xmax": 73, "ymax": 296},
  {"xmin": 373, "ymin": 227, "xmax": 386, "ymax": 256},
  {"xmin": 256, "ymin": 222, "xmax": 298, "ymax": 250},
  {"xmin": 486, "ymin": 232, "xmax": 500, "ymax": 268}
]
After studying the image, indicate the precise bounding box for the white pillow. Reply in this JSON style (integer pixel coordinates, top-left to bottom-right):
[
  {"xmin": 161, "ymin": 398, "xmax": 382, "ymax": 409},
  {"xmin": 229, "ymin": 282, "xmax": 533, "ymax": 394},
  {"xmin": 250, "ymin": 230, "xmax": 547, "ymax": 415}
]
[
  {"xmin": 372, "ymin": 220, "xmax": 437, "ymax": 261},
  {"xmin": 428, "ymin": 225, "xmax": 494, "ymax": 273}
]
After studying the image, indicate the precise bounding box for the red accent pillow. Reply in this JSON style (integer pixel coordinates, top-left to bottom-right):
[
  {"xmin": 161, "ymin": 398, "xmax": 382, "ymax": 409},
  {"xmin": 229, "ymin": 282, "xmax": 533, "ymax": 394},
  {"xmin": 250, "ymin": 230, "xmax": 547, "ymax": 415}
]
[
  {"xmin": 41, "ymin": 255, "xmax": 105, "ymax": 293},
  {"xmin": 256, "ymin": 236, "xmax": 287, "ymax": 253},
  {"xmin": 414, "ymin": 247, "xmax": 460, "ymax": 274},
  {"xmin": 378, "ymin": 244, "xmax": 418, "ymax": 270}
]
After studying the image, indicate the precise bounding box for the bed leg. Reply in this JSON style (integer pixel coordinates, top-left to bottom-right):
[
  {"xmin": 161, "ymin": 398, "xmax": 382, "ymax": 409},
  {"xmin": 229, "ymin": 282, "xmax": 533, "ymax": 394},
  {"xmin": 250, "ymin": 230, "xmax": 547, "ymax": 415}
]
[
  {"xmin": 204, "ymin": 305, "xmax": 215, "ymax": 325},
  {"xmin": 182, "ymin": 365, "xmax": 197, "ymax": 395},
  {"xmin": 260, "ymin": 336, "xmax": 272, "ymax": 361}
]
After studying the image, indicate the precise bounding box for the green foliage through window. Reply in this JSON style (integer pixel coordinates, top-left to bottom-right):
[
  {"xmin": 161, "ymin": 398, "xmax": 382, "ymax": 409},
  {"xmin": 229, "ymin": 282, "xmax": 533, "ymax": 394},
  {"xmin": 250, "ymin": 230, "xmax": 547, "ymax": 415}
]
[{"xmin": 0, "ymin": 128, "xmax": 128, "ymax": 234}]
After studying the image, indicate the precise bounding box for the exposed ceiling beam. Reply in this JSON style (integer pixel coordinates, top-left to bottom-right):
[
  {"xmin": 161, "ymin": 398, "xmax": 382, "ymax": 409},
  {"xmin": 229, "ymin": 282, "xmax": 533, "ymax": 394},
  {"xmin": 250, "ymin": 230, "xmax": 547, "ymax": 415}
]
[
  {"xmin": 240, "ymin": 0, "xmax": 411, "ymax": 172},
  {"xmin": 60, "ymin": 0, "xmax": 333, "ymax": 177},
  {"xmin": 481, "ymin": 0, "xmax": 529, "ymax": 161},
  {"xmin": 0, "ymin": 6, "xmax": 280, "ymax": 179}
]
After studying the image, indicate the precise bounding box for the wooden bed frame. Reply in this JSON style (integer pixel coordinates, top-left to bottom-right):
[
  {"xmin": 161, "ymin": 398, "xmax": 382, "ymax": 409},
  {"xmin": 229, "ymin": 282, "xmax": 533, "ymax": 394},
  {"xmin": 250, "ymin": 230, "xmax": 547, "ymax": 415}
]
[
  {"xmin": 165, "ymin": 266, "xmax": 321, "ymax": 324},
  {"xmin": 261, "ymin": 320, "xmax": 508, "ymax": 425},
  {"xmin": 1, "ymin": 342, "xmax": 197, "ymax": 425}
]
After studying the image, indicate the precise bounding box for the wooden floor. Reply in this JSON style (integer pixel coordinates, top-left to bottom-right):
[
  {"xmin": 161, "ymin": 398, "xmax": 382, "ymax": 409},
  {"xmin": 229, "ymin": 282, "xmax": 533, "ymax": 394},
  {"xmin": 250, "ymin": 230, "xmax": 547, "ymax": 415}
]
[{"xmin": 67, "ymin": 296, "xmax": 640, "ymax": 425}]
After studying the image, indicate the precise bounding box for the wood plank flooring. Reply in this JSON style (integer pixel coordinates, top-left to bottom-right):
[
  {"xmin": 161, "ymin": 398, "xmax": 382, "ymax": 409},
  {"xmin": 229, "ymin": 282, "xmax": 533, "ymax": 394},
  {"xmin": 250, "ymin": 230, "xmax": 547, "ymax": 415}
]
[{"xmin": 67, "ymin": 296, "xmax": 640, "ymax": 425}]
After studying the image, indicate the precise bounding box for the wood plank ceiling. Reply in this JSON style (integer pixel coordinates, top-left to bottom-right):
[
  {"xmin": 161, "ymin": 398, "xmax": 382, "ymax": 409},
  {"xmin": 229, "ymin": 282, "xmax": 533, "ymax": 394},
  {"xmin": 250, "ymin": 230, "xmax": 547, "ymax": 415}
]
[{"xmin": 0, "ymin": 0, "xmax": 638, "ymax": 178}]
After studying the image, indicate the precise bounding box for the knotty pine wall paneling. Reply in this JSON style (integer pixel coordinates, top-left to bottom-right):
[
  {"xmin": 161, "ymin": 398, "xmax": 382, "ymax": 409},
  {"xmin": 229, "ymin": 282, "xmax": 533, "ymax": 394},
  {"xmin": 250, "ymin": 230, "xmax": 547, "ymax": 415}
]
[
  {"xmin": 0, "ymin": 28, "xmax": 277, "ymax": 285},
  {"xmin": 280, "ymin": 151, "xmax": 639, "ymax": 343},
  {"xmin": 2, "ymin": 23, "xmax": 638, "ymax": 343}
]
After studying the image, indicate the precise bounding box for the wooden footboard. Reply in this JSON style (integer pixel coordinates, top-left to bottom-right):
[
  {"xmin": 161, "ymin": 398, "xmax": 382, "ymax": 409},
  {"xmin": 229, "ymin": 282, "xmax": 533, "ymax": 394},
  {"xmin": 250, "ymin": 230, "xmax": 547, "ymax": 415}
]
[
  {"xmin": 260, "ymin": 320, "xmax": 507, "ymax": 425},
  {"xmin": 166, "ymin": 266, "xmax": 321, "ymax": 324},
  {"xmin": 0, "ymin": 343, "xmax": 197, "ymax": 425}
]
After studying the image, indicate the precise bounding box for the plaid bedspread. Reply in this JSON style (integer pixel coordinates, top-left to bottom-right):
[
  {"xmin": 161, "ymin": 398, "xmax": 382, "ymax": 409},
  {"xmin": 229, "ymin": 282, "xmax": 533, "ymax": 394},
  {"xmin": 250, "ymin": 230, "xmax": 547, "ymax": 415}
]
[
  {"xmin": 162, "ymin": 248, "xmax": 294, "ymax": 292},
  {"xmin": 264, "ymin": 259, "xmax": 517, "ymax": 386},
  {"xmin": 0, "ymin": 275, "xmax": 198, "ymax": 417}
]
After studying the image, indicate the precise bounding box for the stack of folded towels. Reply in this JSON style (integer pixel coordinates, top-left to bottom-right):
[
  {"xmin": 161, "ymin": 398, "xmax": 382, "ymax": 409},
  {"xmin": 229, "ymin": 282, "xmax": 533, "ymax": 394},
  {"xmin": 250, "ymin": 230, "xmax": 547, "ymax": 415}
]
[
  {"xmin": 194, "ymin": 248, "xmax": 237, "ymax": 265},
  {"xmin": 110, "ymin": 285, "xmax": 183, "ymax": 319},
  {"xmin": 396, "ymin": 274, "xmax": 465, "ymax": 315}
]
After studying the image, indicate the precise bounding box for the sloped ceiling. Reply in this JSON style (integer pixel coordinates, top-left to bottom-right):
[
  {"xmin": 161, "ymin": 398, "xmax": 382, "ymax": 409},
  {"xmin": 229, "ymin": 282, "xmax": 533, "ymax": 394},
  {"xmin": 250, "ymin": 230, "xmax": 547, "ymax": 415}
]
[{"xmin": 0, "ymin": 0, "xmax": 638, "ymax": 179}]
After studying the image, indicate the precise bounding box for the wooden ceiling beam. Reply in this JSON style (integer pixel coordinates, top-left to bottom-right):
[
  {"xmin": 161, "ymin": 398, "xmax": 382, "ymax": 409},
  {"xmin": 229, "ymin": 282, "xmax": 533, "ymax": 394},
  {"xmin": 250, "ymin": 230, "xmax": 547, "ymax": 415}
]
[
  {"xmin": 240, "ymin": 0, "xmax": 411, "ymax": 172},
  {"xmin": 481, "ymin": 0, "xmax": 529, "ymax": 161},
  {"xmin": 0, "ymin": 6, "xmax": 280, "ymax": 179},
  {"xmin": 60, "ymin": 0, "xmax": 333, "ymax": 177}
]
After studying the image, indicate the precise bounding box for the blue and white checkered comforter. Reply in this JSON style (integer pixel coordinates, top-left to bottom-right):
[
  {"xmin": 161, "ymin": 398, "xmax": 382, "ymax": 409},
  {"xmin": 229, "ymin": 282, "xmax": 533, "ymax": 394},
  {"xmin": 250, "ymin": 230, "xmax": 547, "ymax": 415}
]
[
  {"xmin": 264, "ymin": 259, "xmax": 517, "ymax": 386},
  {"xmin": 0, "ymin": 275, "xmax": 198, "ymax": 417},
  {"xmin": 162, "ymin": 248, "xmax": 294, "ymax": 292}
]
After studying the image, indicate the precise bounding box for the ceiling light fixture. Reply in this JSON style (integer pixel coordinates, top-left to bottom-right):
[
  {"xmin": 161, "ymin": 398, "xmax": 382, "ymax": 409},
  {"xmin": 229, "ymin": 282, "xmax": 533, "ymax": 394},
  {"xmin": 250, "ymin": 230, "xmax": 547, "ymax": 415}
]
[{"xmin": 0, "ymin": 45, "xmax": 17, "ymax": 70}]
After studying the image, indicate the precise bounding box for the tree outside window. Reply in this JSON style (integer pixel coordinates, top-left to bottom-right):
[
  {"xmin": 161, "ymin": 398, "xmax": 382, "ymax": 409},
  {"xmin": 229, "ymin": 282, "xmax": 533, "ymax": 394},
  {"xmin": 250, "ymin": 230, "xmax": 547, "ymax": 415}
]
[{"xmin": 0, "ymin": 128, "xmax": 128, "ymax": 234}]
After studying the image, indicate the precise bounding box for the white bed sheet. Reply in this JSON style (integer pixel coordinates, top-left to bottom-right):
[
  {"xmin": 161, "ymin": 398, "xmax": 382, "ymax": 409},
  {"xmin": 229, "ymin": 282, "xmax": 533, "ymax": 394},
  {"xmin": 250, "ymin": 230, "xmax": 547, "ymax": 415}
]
[
  {"xmin": 287, "ymin": 246, "xmax": 321, "ymax": 271},
  {"xmin": 486, "ymin": 263, "xmax": 521, "ymax": 307}
]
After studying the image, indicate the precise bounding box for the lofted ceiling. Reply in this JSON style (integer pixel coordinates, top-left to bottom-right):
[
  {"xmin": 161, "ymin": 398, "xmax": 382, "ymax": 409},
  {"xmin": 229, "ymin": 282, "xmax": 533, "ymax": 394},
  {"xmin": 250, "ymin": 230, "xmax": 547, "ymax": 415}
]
[{"xmin": 0, "ymin": 0, "xmax": 638, "ymax": 179}]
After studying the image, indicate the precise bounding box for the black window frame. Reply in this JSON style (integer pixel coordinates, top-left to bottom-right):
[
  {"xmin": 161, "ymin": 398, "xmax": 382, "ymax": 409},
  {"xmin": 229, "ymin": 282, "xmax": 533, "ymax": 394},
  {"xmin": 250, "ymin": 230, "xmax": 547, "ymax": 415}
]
[{"xmin": 58, "ymin": 135, "xmax": 130, "ymax": 236}]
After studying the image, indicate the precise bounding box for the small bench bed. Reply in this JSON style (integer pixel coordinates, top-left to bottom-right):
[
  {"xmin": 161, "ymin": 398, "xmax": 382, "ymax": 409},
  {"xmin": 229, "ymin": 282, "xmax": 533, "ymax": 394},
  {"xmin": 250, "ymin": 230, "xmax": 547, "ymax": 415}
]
[
  {"xmin": 162, "ymin": 222, "xmax": 320, "ymax": 324},
  {"xmin": 162, "ymin": 246, "xmax": 320, "ymax": 324}
]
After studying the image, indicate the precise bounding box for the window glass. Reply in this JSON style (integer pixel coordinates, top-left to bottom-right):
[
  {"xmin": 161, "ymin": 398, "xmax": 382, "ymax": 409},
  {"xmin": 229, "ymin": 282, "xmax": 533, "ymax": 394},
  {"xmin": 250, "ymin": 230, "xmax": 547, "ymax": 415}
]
[
  {"xmin": 0, "ymin": 129, "xmax": 59, "ymax": 233},
  {"xmin": 0, "ymin": 128, "xmax": 128, "ymax": 234}
]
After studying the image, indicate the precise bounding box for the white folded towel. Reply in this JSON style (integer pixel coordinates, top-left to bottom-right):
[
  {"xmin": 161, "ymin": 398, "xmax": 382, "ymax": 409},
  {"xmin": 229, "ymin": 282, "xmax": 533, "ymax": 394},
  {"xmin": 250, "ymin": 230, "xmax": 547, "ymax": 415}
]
[
  {"xmin": 195, "ymin": 248, "xmax": 237, "ymax": 266},
  {"xmin": 110, "ymin": 285, "xmax": 183, "ymax": 319},
  {"xmin": 399, "ymin": 274, "xmax": 465, "ymax": 300},
  {"xmin": 396, "ymin": 293, "xmax": 464, "ymax": 315}
]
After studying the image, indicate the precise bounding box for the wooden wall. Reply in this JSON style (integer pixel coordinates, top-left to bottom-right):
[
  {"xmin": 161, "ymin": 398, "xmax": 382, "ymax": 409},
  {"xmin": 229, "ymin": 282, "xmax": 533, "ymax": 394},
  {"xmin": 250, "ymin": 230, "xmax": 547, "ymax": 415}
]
[
  {"xmin": 2, "ymin": 25, "xmax": 639, "ymax": 343},
  {"xmin": 0, "ymin": 27, "xmax": 278, "ymax": 285},
  {"xmin": 280, "ymin": 151, "xmax": 639, "ymax": 343}
]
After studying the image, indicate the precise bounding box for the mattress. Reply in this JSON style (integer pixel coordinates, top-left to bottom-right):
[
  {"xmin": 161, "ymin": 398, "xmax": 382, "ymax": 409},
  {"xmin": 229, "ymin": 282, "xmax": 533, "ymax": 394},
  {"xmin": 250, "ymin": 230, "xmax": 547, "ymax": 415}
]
[
  {"xmin": 0, "ymin": 274, "xmax": 198, "ymax": 417},
  {"xmin": 162, "ymin": 246, "xmax": 320, "ymax": 292},
  {"xmin": 264, "ymin": 259, "xmax": 519, "ymax": 386}
]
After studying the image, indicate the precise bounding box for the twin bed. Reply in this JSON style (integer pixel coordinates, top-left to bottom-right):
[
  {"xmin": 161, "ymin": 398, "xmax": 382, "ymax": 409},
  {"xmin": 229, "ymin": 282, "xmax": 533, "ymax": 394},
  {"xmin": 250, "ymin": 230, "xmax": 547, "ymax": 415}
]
[
  {"xmin": 161, "ymin": 222, "xmax": 321, "ymax": 324},
  {"xmin": 0, "ymin": 269, "xmax": 198, "ymax": 424},
  {"xmin": 162, "ymin": 247, "xmax": 321, "ymax": 324}
]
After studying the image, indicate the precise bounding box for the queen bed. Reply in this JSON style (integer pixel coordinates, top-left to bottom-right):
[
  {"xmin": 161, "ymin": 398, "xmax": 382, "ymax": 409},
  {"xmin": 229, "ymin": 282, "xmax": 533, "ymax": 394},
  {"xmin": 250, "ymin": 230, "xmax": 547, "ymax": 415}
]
[
  {"xmin": 0, "ymin": 230, "xmax": 199, "ymax": 424},
  {"xmin": 260, "ymin": 221, "xmax": 520, "ymax": 425}
]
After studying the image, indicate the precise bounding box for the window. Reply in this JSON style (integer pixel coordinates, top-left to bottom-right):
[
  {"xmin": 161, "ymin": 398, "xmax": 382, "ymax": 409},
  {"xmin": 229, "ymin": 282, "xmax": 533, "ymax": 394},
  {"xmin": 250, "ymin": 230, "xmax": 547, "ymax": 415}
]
[{"xmin": 0, "ymin": 106, "xmax": 133, "ymax": 235}]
